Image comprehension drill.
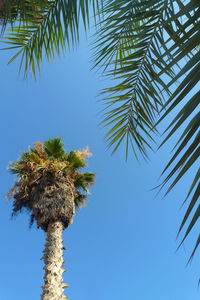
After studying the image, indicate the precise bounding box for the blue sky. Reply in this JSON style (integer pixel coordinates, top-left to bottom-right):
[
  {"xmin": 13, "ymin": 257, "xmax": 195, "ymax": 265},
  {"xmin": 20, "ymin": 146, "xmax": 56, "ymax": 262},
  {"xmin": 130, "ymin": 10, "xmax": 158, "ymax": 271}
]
[{"xmin": 0, "ymin": 24, "xmax": 199, "ymax": 300}]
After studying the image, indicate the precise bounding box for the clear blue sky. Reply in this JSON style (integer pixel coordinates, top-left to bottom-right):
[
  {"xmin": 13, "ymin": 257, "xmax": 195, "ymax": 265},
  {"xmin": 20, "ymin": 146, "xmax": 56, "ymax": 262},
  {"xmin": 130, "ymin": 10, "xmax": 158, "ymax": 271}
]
[{"xmin": 0, "ymin": 24, "xmax": 199, "ymax": 300}]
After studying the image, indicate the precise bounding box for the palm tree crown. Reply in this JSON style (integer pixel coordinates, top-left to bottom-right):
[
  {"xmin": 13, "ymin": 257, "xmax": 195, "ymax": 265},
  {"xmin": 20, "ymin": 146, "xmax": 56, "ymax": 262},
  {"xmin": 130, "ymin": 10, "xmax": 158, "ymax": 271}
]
[{"xmin": 7, "ymin": 137, "xmax": 95, "ymax": 231}]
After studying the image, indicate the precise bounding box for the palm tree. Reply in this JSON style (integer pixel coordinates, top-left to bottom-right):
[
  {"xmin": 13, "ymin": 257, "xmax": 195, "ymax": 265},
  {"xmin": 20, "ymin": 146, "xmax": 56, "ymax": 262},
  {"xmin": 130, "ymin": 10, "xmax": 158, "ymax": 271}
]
[
  {"xmin": 7, "ymin": 137, "xmax": 95, "ymax": 299},
  {"xmin": 2, "ymin": 0, "xmax": 200, "ymax": 263}
]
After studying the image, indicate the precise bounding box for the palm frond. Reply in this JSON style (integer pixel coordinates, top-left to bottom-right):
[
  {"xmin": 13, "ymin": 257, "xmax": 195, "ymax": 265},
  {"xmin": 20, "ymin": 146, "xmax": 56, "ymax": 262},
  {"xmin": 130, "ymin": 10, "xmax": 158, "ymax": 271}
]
[
  {"xmin": 93, "ymin": 0, "xmax": 177, "ymax": 159},
  {"xmin": 155, "ymin": 0, "xmax": 200, "ymax": 260},
  {"xmin": 0, "ymin": 0, "xmax": 102, "ymax": 78},
  {"xmin": 0, "ymin": 0, "xmax": 48, "ymax": 32},
  {"xmin": 44, "ymin": 136, "xmax": 66, "ymax": 158},
  {"xmin": 94, "ymin": 0, "xmax": 200, "ymax": 260}
]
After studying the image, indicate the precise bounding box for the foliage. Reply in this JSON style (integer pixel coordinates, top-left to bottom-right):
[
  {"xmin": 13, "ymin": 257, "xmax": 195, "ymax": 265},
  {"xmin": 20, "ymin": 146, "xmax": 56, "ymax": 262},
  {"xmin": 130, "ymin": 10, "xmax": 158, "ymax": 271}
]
[
  {"xmin": 0, "ymin": 0, "xmax": 102, "ymax": 78},
  {"xmin": 93, "ymin": 0, "xmax": 200, "ymax": 260},
  {"xmin": 93, "ymin": 0, "xmax": 171, "ymax": 160},
  {"xmin": 0, "ymin": 0, "xmax": 47, "ymax": 30},
  {"xmin": 7, "ymin": 137, "xmax": 95, "ymax": 210}
]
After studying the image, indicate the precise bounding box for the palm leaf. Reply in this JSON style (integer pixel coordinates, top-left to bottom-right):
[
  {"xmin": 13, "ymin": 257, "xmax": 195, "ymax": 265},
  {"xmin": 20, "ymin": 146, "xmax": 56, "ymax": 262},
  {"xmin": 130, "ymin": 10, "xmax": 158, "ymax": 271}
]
[
  {"xmin": 94, "ymin": 0, "xmax": 200, "ymax": 260},
  {"xmin": 0, "ymin": 0, "xmax": 48, "ymax": 32},
  {"xmin": 155, "ymin": 0, "xmax": 200, "ymax": 259},
  {"xmin": 0, "ymin": 0, "xmax": 102, "ymax": 78},
  {"xmin": 93, "ymin": 0, "xmax": 177, "ymax": 158}
]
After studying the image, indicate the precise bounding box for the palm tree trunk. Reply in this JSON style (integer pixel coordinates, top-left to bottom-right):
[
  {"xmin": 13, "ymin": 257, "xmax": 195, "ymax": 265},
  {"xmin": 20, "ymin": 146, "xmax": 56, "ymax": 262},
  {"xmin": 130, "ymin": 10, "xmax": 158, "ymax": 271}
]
[{"xmin": 41, "ymin": 221, "xmax": 68, "ymax": 300}]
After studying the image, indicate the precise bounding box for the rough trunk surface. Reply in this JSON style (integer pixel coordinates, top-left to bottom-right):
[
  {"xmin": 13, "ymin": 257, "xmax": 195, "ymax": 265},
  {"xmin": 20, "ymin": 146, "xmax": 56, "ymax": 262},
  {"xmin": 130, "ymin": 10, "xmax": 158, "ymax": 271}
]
[
  {"xmin": 31, "ymin": 172, "xmax": 75, "ymax": 231},
  {"xmin": 41, "ymin": 221, "xmax": 69, "ymax": 300}
]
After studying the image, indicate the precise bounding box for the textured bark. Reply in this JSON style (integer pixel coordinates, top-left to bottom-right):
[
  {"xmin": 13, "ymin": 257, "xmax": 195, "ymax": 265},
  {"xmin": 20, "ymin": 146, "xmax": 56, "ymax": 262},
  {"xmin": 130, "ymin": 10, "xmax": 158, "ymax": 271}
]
[
  {"xmin": 31, "ymin": 173, "xmax": 75, "ymax": 231},
  {"xmin": 41, "ymin": 221, "xmax": 69, "ymax": 300}
]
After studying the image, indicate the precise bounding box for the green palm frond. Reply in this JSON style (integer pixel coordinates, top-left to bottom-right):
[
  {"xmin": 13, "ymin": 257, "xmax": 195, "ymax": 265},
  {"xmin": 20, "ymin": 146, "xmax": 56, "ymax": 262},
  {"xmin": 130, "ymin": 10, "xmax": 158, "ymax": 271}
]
[
  {"xmin": 44, "ymin": 136, "xmax": 66, "ymax": 158},
  {"xmin": 67, "ymin": 151, "xmax": 86, "ymax": 169},
  {"xmin": 93, "ymin": 0, "xmax": 177, "ymax": 159},
  {"xmin": 94, "ymin": 0, "xmax": 200, "ymax": 259},
  {"xmin": 0, "ymin": 0, "xmax": 102, "ymax": 78},
  {"xmin": 155, "ymin": 0, "xmax": 200, "ymax": 260},
  {"xmin": 0, "ymin": 0, "xmax": 47, "ymax": 31},
  {"xmin": 74, "ymin": 172, "xmax": 95, "ymax": 207}
]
